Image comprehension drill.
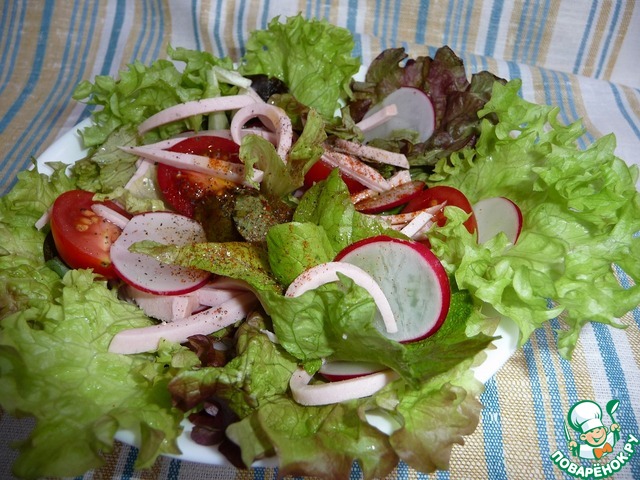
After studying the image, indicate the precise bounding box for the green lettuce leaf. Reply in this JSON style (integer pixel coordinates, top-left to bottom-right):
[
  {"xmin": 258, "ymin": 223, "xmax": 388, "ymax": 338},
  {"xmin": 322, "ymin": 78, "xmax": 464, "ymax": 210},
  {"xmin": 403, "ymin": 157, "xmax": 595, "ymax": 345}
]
[
  {"xmin": 240, "ymin": 14, "xmax": 361, "ymax": 118},
  {"xmin": 429, "ymin": 79, "xmax": 640, "ymax": 358},
  {"xmin": 0, "ymin": 270, "xmax": 192, "ymax": 479},
  {"xmin": 130, "ymin": 240, "xmax": 282, "ymax": 293}
]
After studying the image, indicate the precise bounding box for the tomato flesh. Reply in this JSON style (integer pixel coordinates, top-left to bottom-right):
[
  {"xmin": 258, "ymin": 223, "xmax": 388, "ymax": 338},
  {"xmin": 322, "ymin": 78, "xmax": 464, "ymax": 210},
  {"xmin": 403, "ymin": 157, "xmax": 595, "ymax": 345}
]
[
  {"xmin": 49, "ymin": 190, "xmax": 127, "ymax": 279},
  {"xmin": 157, "ymin": 135, "xmax": 241, "ymax": 217},
  {"xmin": 402, "ymin": 185, "xmax": 477, "ymax": 234},
  {"xmin": 304, "ymin": 159, "xmax": 367, "ymax": 194}
]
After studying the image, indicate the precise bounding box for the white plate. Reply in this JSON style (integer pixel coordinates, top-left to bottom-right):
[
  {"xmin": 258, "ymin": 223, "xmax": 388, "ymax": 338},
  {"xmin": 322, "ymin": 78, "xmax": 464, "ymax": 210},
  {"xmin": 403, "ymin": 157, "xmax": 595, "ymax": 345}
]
[{"xmin": 35, "ymin": 119, "xmax": 520, "ymax": 467}]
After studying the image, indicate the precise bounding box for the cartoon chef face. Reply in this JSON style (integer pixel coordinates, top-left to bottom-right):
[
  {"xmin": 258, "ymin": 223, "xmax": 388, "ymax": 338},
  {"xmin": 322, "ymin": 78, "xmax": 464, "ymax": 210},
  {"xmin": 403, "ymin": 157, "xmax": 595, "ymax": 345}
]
[
  {"xmin": 581, "ymin": 426, "xmax": 608, "ymax": 446},
  {"xmin": 568, "ymin": 400, "xmax": 607, "ymax": 445}
]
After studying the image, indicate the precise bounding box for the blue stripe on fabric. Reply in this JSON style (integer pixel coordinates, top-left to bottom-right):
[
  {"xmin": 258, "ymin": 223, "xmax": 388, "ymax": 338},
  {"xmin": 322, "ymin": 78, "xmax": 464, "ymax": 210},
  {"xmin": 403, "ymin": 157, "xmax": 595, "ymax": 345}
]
[
  {"xmin": 0, "ymin": 0, "xmax": 54, "ymax": 135},
  {"xmin": 390, "ymin": 0, "xmax": 401, "ymax": 46},
  {"xmin": 145, "ymin": 0, "xmax": 164, "ymax": 62},
  {"xmin": 98, "ymin": 0, "xmax": 126, "ymax": 76},
  {"xmin": 349, "ymin": 460, "xmax": 362, "ymax": 479},
  {"xmin": 236, "ymin": 0, "xmax": 247, "ymax": 54},
  {"xmin": 591, "ymin": 323, "xmax": 640, "ymax": 479},
  {"xmin": 522, "ymin": 340, "xmax": 558, "ymax": 480},
  {"xmin": 530, "ymin": 0, "xmax": 551, "ymax": 65},
  {"xmin": 260, "ymin": 0, "xmax": 271, "ymax": 29},
  {"xmin": 167, "ymin": 458, "xmax": 181, "ymax": 480},
  {"xmin": 595, "ymin": 0, "xmax": 622, "ymax": 79},
  {"xmin": 121, "ymin": 446, "xmax": 138, "ymax": 479},
  {"xmin": 213, "ymin": 0, "xmax": 224, "ymax": 55},
  {"xmin": 437, "ymin": 468, "xmax": 450, "ymax": 479},
  {"xmin": 130, "ymin": 0, "xmax": 148, "ymax": 62},
  {"xmin": 511, "ymin": 0, "xmax": 531, "ymax": 64},
  {"xmin": 373, "ymin": 0, "xmax": 382, "ymax": 39},
  {"xmin": 0, "ymin": 0, "xmax": 26, "ymax": 98},
  {"xmin": 253, "ymin": 466, "xmax": 266, "ymax": 480},
  {"xmin": 552, "ymin": 70, "xmax": 592, "ymax": 149},
  {"xmin": 484, "ymin": 0, "xmax": 504, "ymax": 57},
  {"xmin": 461, "ymin": 0, "xmax": 474, "ymax": 54},
  {"xmin": 612, "ymin": 265, "xmax": 640, "ymax": 329},
  {"xmin": 191, "ymin": 0, "xmax": 202, "ymax": 51},
  {"xmin": 346, "ymin": 0, "xmax": 362, "ymax": 60},
  {"xmin": 549, "ymin": 319, "xmax": 580, "ymax": 408},
  {"xmin": 479, "ymin": 377, "xmax": 508, "ymax": 478},
  {"xmin": 443, "ymin": 0, "xmax": 456, "ymax": 46},
  {"xmin": 573, "ymin": 1, "xmax": 598, "ymax": 74},
  {"xmin": 3, "ymin": 0, "xmax": 96, "ymax": 179},
  {"xmin": 533, "ymin": 326, "xmax": 576, "ymax": 470},
  {"xmin": 415, "ymin": 0, "xmax": 430, "ymax": 44},
  {"xmin": 609, "ymin": 84, "xmax": 640, "ymax": 140}
]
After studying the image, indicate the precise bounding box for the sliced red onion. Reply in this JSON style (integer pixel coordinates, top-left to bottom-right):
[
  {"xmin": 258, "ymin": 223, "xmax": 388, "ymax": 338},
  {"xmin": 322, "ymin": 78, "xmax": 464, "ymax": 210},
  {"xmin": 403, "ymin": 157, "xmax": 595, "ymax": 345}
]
[
  {"xmin": 124, "ymin": 285, "xmax": 201, "ymax": 322},
  {"xmin": 322, "ymin": 151, "xmax": 390, "ymax": 192},
  {"xmin": 355, "ymin": 104, "xmax": 398, "ymax": 133},
  {"xmin": 229, "ymin": 103, "xmax": 293, "ymax": 163},
  {"xmin": 122, "ymin": 145, "xmax": 263, "ymax": 186},
  {"xmin": 400, "ymin": 210, "xmax": 435, "ymax": 238},
  {"xmin": 377, "ymin": 203, "xmax": 445, "ymax": 225},
  {"xmin": 285, "ymin": 261, "xmax": 397, "ymax": 334},
  {"xmin": 350, "ymin": 170, "xmax": 412, "ymax": 204},
  {"xmin": 90, "ymin": 204, "xmax": 129, "ymax": 229},
  {"xmin": 137, "ymin": 94, "xmax": 258, "ymax": 135},
  {"xmin": 108, "ymin": 292, "xmax": 257, "ymax": 354},
  {"xmin": 35, "ymin": 207, "xmax": 52, "ymax": 230},
  {"xmin": 289, "ymin": 367, "xmax": 399, "ymax": 406},
  {"xmin": 332, "ymin": 138, "xmax": 409, "ymax": 169}
]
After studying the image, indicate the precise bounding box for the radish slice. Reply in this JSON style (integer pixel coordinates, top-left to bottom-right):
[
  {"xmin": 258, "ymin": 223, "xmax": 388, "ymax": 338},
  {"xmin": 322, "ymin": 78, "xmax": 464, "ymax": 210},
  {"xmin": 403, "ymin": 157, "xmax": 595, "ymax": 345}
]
[
  {"xmin": 319, "ymin": 360, "xmax": 385, "ymax": 381},
  {"xmin": 472, "ymin": 197, "xmax": 523, "ymax": 244},
  {"xmin": 229, "ymin": 103, "xmax": 293, "ymax": 163},
  {"xmin": 110, "ymin": 211, "xmax": 210, "ymax": 295},
  {"xmin": 289, "ymin": 367, "xmax": 399, "ymax": 406},
  {"xmin": 122, "ymin": 145, "xmax": 264, "ymax": 186},
  {"xmin": 361, "ymin": 87, "xmax": 435, "ymax": 143},
  {"xmin": 285, "ymin": 262, "xmax": 397, "ymax": 334},
  {"xmin": 354, "ymin": 180, "xmax": 425, "ymax": 214},
  {"xmin": 137, "ymin": 94, "xmax": 257, "ymax": 134},
  {"xmin": 322, "ymin": 151, "xmax": 390, "ymax": 192},
  {"xmin": 335, "ymin": 236, "xmax": 450, "ymax": 343},
  {"xmin": 108, "ymin": 292, "xmax": 257, "ymax": 354},
  {"xmin": 332, "ymin": 138, "xmax": 409, "ymax": 169}
]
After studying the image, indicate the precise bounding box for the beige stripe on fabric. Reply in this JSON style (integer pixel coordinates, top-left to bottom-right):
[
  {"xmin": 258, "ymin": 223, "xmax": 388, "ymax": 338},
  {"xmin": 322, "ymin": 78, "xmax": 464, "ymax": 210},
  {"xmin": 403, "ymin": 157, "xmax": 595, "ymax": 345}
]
[
  {"xmin": 602, "ymin": 1, "xmax": 634, "ymax": 81},
  {"xmin": 534, "ymin": 0, "xmax": 561, "ymax": 69},
  {"xmin": 582, "ymin": 2, "xmax": 611, "ymax": 79},
  {"xmin": 493, "ymin": 345, "xmax": 554, "ymax": 479}
]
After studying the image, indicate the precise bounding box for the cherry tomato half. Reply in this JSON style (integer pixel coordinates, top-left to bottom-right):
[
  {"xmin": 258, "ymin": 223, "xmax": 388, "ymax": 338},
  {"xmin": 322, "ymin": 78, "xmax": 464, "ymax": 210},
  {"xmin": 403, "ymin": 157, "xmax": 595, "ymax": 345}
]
[
  {"xmin": 303, "ymin": 159, "xmax": 367, "ymax": 194},
  {"xmin": 49, "ymin": 189, "xmax": 127, "ymax": 279},
  {"xmin": 402, "ymin": 185, "xmax": 477, "ymax": 234},
  {"xmin": 157, "ymin": 135, "xmax": 241, "ymax": 217}
]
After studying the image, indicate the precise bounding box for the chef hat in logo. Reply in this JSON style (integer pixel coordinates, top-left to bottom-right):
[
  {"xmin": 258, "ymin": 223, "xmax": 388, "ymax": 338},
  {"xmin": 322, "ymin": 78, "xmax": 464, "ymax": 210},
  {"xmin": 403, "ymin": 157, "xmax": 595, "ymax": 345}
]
[{"xmin": 568, "ymin": 400, "xmax": 604, "ymax": 434}]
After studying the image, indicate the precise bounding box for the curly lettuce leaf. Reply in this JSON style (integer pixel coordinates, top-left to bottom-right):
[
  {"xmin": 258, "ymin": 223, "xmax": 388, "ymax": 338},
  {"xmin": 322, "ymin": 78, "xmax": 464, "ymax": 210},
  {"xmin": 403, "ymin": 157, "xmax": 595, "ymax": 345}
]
[
  {"xmin": 240, "ymin": 14, "xmax": 361, "ymax": 118},
  {"xmin": 73, "ymin": 47, "xmax": 236, "ymax": 146},
  {"xmin": 0, "ymin": 167, "xmax": 194, "ymax": 479},
  {"xmin": 429, "ymin": 79, "xmax": 640, "ymax": 358},
  {"xmin": 0, "ymin": 269, "xmax": 193, "ymax": 479}
]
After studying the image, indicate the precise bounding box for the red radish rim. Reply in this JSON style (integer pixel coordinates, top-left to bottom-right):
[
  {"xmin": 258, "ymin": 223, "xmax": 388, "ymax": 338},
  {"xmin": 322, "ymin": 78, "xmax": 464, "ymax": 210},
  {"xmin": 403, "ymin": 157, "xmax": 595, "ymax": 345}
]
[
  {"xmin": 110, "ymin": 211, "xmax": 211, "ymax": 296},
  {"xmin": 335, "ymin": 235, "xmax": 450, "ymax": 343}
]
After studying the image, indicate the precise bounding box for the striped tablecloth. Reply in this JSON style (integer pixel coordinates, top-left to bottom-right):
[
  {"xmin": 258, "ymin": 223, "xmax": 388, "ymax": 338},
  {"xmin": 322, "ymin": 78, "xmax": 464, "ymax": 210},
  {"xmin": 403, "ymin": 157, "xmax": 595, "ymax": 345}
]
[{"xmin": 1, "ymin": 1, "xmax": 639, "ymax": 479}]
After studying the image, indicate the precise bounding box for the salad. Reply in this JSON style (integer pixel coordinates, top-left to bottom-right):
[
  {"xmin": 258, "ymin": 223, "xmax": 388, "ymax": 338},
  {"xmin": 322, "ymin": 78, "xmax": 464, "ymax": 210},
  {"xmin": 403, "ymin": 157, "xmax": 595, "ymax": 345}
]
[{"xmin": 1, "ymin": 14, "xmax": 639, "ymax": 480}]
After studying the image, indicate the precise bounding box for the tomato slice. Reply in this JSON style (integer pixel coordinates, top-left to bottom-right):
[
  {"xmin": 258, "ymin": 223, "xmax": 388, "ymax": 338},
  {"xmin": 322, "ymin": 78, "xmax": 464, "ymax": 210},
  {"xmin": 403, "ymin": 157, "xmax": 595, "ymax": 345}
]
[
  {"xmin": 157, "ymin": 135, "xmax": 241, "ymax": 217},
  {"xmin": 303, "ymin": 159, "xmax": 367, "ymax": 194},
  {"xmin": 49, "ymin": 190, "xmax": 127, "ymax": 279},
  {"xmin": 402, "ymin": 185, "xmax": 477, "ymax": 234}
]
